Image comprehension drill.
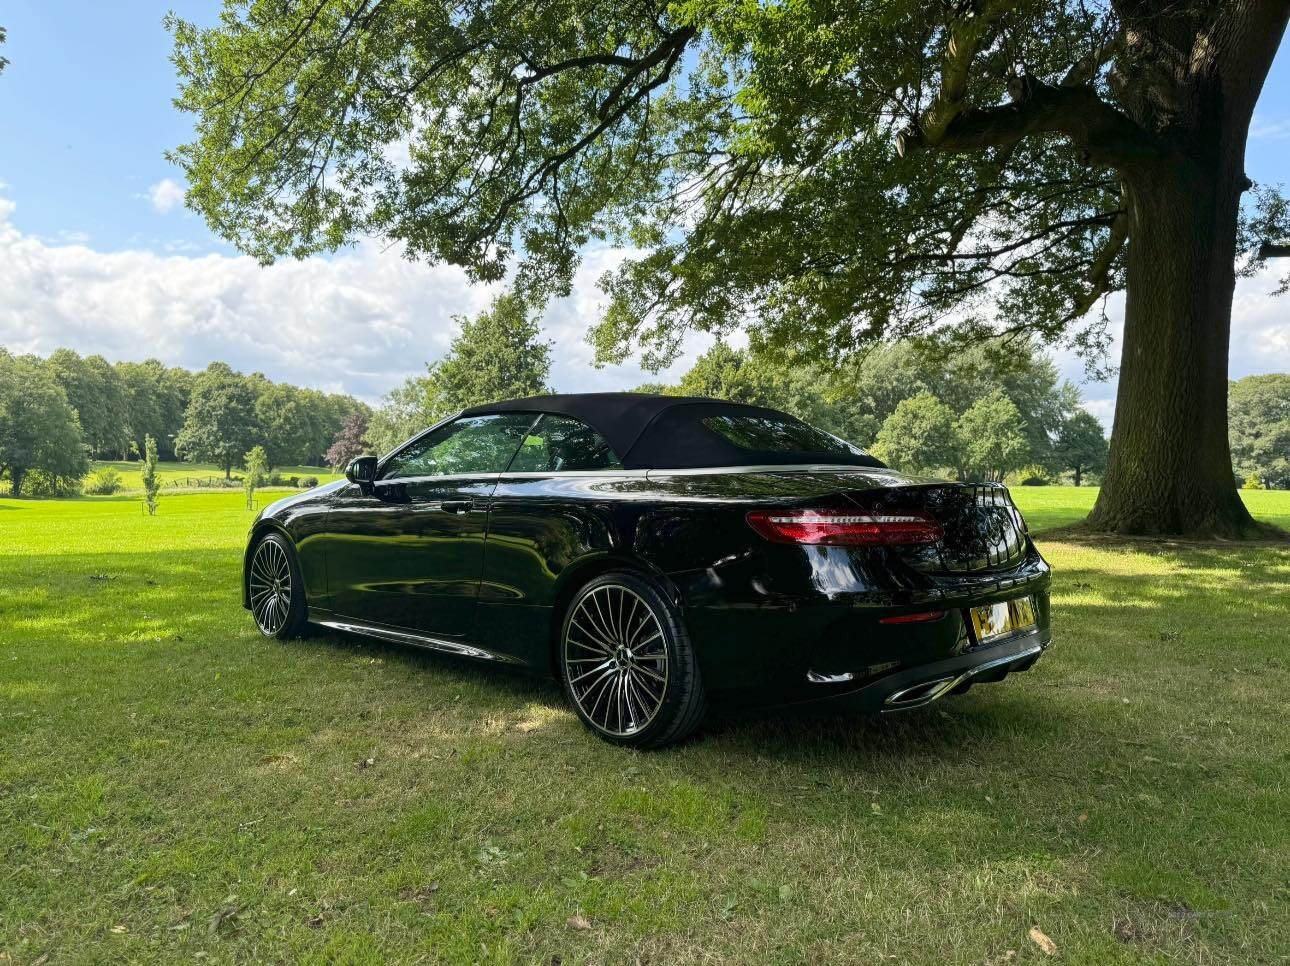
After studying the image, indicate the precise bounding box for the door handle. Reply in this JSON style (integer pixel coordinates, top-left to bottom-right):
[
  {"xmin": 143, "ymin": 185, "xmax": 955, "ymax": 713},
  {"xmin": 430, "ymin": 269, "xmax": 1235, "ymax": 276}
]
[{"xmin": 440, "ymin": 500, "xmax": 474, "ymax": 515}]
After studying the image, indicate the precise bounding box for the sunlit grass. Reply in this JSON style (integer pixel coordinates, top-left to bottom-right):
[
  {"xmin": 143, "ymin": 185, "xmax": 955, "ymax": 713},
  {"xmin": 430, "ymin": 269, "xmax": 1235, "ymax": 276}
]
[
  {"xmin": 1, "ymin": 489, "xmax": 1287, "ymax": 962},
  {"xmin": 88, "ymin": 459, "xmax": 342, "ymax": 491},
  {"xmin": 1010, "ymin": 484, "xmax": 1290, "ymax": 533}
]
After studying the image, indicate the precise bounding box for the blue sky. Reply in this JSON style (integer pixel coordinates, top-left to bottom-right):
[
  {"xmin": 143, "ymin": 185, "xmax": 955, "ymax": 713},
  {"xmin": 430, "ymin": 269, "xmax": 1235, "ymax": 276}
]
[
  {"xmin": 0, "ymin": 2, "xmax": 228, "ymax": 254},
  {"xmin": 1, "ymin": 1, "xmax": 1288, "ymax": 419}
]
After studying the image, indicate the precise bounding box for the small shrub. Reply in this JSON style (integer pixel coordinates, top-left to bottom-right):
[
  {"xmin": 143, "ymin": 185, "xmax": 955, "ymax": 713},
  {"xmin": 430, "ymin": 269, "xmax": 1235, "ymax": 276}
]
[
  {"xmin": 1243, "ymin": 473, "xmax": 1265, "ymax": 490},
  {"xmin": 266, "ymin": 472, "xmax": 284, "ymax": 486},
  {"xmin": 301, "ymin": 476, "xmax": 319, "ymax": 488},
  {"xmin": 141, "ymin": 435, "xmax": 160, "ymax": 515},
  {"xmin": 288, "ymin": 476, "xmax": 300, "ymax": 487},
  {"xmin": 23, "ymin": 470, "xmax": 84, "ymax": 498},
  {"xmin": 1009, "ymin": 463, "xmax": 1051, "ymax": 487},
  {"xmin": 84, "ymin": 467, "xmax": 123, "ymax": 496},
  {"xmin": 243, "ymin": 445, "xmax": 270, "ymax": 510}
]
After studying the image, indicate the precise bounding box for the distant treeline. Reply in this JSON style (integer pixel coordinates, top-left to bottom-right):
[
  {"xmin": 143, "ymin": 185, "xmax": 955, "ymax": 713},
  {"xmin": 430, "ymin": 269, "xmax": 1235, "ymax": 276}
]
[
  {"xmin": 0, "ymin": 348, "xmax": 369, "ymax": 496},
  {"xmin": 370, "ymin": 300, "xmax": 1113, "ymax": 487}
]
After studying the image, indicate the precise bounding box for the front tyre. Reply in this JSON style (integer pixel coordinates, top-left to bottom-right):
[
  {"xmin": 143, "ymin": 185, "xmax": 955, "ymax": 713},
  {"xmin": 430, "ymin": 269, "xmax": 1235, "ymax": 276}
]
[
  {"xmin": 559, "ymin": 571, "xmax": 706, "ymax": 749},
  {"xmin": 248, "ymin": 532, "xmax": 308, "ymax": 639}
]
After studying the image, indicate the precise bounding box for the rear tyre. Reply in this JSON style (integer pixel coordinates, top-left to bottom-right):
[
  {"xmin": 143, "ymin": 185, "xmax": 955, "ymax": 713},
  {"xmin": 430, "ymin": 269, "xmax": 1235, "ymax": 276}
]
[
  {"xmin": 559, "ymin": 571, "xmax": 706, "ymax": 749},
  {"xmin": 248, "ymin": 533, "xmax": 309, "ymax": 640}
]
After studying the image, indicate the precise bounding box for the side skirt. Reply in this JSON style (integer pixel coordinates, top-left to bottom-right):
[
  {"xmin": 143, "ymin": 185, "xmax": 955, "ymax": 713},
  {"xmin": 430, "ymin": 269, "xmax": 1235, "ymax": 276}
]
[{"xmin": 307, "ymin": 609, "xmax": 521, "ymax": 664}]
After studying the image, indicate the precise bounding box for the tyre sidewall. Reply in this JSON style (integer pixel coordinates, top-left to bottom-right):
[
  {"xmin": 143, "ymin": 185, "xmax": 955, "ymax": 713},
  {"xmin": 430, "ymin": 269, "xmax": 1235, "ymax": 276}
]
[
  {"xmin": 559, "ymin": 570, "xmax": 702, "ymax": 749},
  {"xmin": 252, "ymin": 532, "xmax": 308, "ymax": 640}
]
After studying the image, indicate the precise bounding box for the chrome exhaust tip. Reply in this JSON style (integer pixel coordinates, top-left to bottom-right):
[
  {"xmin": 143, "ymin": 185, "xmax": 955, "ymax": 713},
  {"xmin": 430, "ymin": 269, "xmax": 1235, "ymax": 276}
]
[
  {"xmin": 882, "ymin": 676, "xmax": 959, "ymax": 709},
  {"xmin": 880, "ymin": 642, "xmax": 1045, "ymax": 713}
]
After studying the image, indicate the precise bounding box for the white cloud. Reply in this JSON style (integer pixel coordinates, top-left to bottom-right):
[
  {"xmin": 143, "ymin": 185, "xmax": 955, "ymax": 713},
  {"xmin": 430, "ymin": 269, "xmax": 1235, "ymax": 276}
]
[
  {"xmin": 1251, "ymin": 115, "xmax": 1290, "ymax": 141},
  {"xmin": 3, "ymin": 183, "xmax": 1282, "ymax": 421},
  {"xmin": 1050, "ymin": 269, "xmax": 1290, "ymax": 432},
  {"xmin": 0, "ymin": 192, "xmax": 690, "ymax": 403},
  {"xmin": 145, "ymin": 178, "xmax": 186, "ymax": 214}
]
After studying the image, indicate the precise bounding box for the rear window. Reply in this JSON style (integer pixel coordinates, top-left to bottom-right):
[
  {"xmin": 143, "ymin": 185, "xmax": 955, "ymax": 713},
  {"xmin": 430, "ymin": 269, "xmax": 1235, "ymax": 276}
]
[{"xmin": 701, "ymin": 414, "xmax": 868, "ymax": 457}]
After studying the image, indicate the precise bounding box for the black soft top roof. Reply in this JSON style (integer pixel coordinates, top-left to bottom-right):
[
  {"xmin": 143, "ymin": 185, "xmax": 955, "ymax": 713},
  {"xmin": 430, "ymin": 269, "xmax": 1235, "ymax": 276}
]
[{"xmin": 460, "ymin": 393, "xmax": 883, "ymax": 471}]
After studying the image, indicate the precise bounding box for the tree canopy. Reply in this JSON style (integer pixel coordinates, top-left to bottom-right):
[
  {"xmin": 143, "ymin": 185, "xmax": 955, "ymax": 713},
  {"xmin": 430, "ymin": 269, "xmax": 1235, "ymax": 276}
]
[
  {"xmin": 45, "ymin": 349, "xmax": 131, "ymax": 460},
  {"xmin": 0, "ymin": 351, "xmax": 89, "ymax": 498},
  {"xmin": 873, "ymin": 393, "xmax": 961, "ymax": 477},
  {"xmin": 367, "ymin": 294, "xmax": 552, "ymax": 452},
  {"xmin": 956, "ymin": 390, "xmax": 1030, "ymax": 482},
  {"xmin": 1054, "ymin": 409, "xmax": 1109, "ymax": 486},
  {"xmin": 1229, "ymin": 373, "xmax": 1290, "ymax": 488},
  {"xmin": 169, "ymin": 1, "xmax": 1289, "ymax": 358},
  {"xmin": 169, "ymin": 0, "xmax": 1290, "ymax": 535},
  {"xmin": 175, "ymin": 363, "xmax": 262, "ymax": 477},
  {"xmin": 325, "ymin": 410, "xmax": 372, "ymax": 469}
]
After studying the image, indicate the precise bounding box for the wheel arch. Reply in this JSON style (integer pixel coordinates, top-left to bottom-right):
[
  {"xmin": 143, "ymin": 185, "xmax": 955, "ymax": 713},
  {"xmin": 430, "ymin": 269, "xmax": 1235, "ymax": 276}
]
[{"xmin": 545, "ymin": 552, "xmax": 682, "ymax": 681}]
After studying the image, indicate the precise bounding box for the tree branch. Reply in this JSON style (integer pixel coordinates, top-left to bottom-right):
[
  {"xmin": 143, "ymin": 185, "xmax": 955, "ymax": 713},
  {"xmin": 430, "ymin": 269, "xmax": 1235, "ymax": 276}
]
[
  {"xmin": 914, "ymin": 0, "xmax": 1025, "ymax": 147},
  {"xmin": 901, "ymin": 77, "xmax": 1173, "ymax": 170},
  {"xmin": 1066, "ymin": 198, "xmax": 1129, "ymax": 321}
]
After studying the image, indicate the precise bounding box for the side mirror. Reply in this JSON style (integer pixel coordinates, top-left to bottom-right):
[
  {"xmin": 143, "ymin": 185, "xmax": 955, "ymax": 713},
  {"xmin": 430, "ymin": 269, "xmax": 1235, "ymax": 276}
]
[{"xmin": 345, "ymin": 455, "xmax": 378, "ymax": 493}]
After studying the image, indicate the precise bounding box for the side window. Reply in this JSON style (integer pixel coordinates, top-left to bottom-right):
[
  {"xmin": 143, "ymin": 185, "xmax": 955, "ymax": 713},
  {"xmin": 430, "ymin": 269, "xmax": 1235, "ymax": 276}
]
[
  {"xmin": 506, "ymin": 414, "xmax": 622, "ymax": 472},
  {"xmin": 380, "ymin": 414, "xmax": 536, "ymax": 479}
]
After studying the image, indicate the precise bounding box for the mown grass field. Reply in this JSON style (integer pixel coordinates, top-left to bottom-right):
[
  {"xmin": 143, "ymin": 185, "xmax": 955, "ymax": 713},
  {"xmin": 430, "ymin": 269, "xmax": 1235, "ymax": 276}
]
[
  {"xmin": 1, "ymin": 487, "xmax": 1287, "ymax": 963},
  {"xmin": 88, "ymin": 460, "xmax": 342, "ymax": 491}
]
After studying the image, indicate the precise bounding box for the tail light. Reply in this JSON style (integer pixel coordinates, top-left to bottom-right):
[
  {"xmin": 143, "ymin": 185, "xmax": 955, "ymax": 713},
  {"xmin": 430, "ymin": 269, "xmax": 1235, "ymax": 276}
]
[{"xmin": 746, "ymin": 509, "xmax": 943, "ymax": 546}]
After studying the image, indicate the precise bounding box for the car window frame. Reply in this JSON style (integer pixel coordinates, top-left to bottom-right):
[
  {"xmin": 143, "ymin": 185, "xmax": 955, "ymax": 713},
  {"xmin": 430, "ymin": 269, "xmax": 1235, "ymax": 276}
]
[{"xmin": 376, "ymin": 412, "xmax": 540, "ymax": 482}]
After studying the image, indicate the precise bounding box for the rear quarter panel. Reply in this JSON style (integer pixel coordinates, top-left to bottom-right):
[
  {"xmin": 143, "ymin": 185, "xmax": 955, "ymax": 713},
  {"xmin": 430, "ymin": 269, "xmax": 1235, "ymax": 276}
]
[{"xmin": 478, "ymin": 469, "xmax": 1049, "ymax": 694}]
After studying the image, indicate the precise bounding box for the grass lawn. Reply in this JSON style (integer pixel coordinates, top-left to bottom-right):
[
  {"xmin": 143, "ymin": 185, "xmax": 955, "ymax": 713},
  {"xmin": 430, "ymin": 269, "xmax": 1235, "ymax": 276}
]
[
  {"xmin": 1, "ymin": 488, "xmax": 1286, "ymax": 963},
  {"xmin": 88, "ymin": 460, "xmax": 342, "ymax": 491},
  {"xmin": 1008, "ymin": 485, "xmax": 1290, "ymax": 533}
]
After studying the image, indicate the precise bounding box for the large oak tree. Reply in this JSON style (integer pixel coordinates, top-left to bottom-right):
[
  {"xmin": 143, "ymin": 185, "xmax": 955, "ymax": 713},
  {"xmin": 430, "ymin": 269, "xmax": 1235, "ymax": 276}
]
[{"xmin": 170, "ymin": 0, "xmax": 1290, "ymax": 535}]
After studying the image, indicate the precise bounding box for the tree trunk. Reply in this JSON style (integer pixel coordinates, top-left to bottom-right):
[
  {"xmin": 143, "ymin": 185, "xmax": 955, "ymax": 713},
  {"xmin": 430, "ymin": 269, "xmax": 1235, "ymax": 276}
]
[
  {"xmin": 225, "ymin": 464, "xmax": 232, "ymax": 480},
  {"xmin": 11, "ymin": 468, "xmax": 24, "ymax": 498},
  {"xmin": 1073, "ymin": 466, "xmax": 1082, "ymax": 488},
  {"xmin": 1087, "ymin": 2, "xmax": 1290, "ymax": 538},
  {"xmin": 1088, "ymin": 156, "xmax": 1258, "ymax": 537}
]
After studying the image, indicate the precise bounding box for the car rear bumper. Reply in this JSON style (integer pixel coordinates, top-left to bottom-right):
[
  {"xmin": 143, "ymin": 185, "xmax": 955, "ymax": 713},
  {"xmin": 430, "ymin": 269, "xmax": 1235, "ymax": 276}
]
[{"xmin": 759, "ymin": 629, "xmax": 1049, "ymax": 715}]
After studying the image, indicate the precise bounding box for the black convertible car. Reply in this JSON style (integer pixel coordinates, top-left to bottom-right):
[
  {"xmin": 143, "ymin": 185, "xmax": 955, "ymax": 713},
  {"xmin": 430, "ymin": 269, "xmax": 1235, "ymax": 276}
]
[{"xmin": 244, "ymin": 393, "xmax": 1051, "ymax": 747}]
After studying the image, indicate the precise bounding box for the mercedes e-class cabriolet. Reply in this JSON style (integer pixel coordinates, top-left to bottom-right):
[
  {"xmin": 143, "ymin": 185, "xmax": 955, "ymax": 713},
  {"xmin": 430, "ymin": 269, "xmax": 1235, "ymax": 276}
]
[{"xmin": 244, "ymin": 393, "xmax": 1051, "ymax": 747}]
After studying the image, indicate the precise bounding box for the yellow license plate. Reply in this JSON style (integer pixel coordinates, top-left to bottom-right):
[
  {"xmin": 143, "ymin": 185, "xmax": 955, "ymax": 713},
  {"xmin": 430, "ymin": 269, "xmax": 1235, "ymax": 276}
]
[{"xmin": 970, "ymin": 596, "xmax": 1037, "ymax": 643}]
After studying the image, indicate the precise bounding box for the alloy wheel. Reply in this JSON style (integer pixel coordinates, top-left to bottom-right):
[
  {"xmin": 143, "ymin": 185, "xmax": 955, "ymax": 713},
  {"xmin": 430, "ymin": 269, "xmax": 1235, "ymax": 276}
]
[
  {"xmin": 564, "ymin": 583, "xmax": 669, "ymax": 736},
  {"xmin": 249, "ymin": 538, "xmax": 293, "ymax": 636}
]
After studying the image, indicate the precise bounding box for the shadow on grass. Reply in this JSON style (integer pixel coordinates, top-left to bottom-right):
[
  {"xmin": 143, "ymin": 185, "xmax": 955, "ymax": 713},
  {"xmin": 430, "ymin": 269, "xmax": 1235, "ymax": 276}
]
[
  {"xmin": 8, "ymin": 541, "xmax": 1285, "ymax": 955},
  {"xmin": 6, "ymin": 539, "xmax": 1283, "ymax": 776},
  {"xmin": 1039, "ymin": 520, "xmax": 1290, "ymax": 547}
]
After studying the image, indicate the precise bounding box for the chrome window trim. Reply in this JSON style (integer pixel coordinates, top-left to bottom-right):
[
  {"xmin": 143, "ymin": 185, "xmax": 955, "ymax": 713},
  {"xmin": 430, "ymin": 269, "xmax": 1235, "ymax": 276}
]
[
  {"xmin": 368, "ymin": 465, "xmax": 892, "ymax": 484},
  {"xmin": 374, "ymin": 472, "xmax": 502, "ymax": 485},
  {"xmin": 366, "ymin": 460, "xmax": 897, "ymax": 486},
  {"xmin": 645, "ymin": 464, "xmax": 900, "ymax": 479},
  {"xmin": 497, "ymin": 469, "xmax": 649, "ymax": 480}
]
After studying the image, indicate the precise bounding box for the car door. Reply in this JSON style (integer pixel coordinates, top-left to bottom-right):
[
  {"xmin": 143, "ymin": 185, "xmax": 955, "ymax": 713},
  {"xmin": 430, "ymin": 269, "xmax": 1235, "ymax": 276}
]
[
  {"xmin": 472, "ymin": 413, "xmax": 630, "ymax": 665},
  {"xmin": 324, "ymin": 412, "xmax": 536, "ymax": 637}
]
